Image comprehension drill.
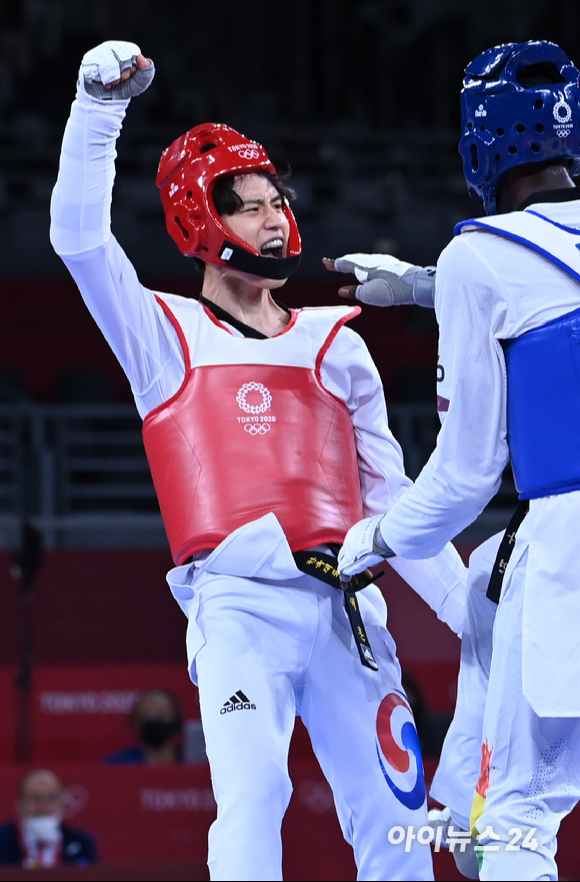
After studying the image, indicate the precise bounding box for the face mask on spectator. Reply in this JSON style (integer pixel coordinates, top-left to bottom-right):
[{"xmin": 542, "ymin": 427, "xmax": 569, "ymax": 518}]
[
  {"xmin": 23, "ymin": 815, "xmax": 61, "ymax": 844},
  {"xmin": 139, "ymin": 719, "xmax": 179, "ymax": 749}
]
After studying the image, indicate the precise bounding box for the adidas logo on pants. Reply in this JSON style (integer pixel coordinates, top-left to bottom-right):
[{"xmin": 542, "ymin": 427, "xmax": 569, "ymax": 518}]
[{"xmin": 220, "ymin": 690, "xmax": 257, "ymax": 714}]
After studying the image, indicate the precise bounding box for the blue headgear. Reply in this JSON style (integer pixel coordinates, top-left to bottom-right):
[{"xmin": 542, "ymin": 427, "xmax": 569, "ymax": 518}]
[{"xmin": 459, "ymin": 41, "xmax": 580, "ymax": 214}]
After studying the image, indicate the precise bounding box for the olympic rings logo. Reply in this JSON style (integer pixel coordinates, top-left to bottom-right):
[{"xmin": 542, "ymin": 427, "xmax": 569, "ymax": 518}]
[
  {"xmin": 244, "ymin": 423, "xmax": 271, "ymax": 435},
  {"xmin": 237, "ymin": 147, "xmax": 260, "ymax": 160},
  {"xmin": 236, "ymin": 382, "xmax": 272, "ymax": 414}
]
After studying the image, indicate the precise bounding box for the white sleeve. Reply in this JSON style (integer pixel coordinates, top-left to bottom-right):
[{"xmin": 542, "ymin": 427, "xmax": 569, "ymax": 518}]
[
  {"xmin": 321, "ymin": 325, "xmax": 467, "ymax": 633},
  {"xmin": 50, "ymin": 88, "xmax": 185, "ymax": 417},
  {"xmin": 378, "ymin": 235, "xmax": 510, "ymax": 559}
]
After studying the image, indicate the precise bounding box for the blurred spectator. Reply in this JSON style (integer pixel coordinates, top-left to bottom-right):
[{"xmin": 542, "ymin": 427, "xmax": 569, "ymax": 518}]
[
  {"xmin": 0, "ymin": 769, "xmax": 97, "ymax": 867},
  {"xmin": 104, "ymin": 688, "xmax": 182, "ymax": 764}
]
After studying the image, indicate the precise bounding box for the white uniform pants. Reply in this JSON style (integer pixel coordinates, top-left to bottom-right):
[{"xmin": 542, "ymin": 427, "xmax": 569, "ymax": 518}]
[
  {"xmin": 431, "ymin": 531, "xmax": 580, "ymax": 881},
  {"xmin": 188, "ymin": 569, "xmax": 433, "ymax": 881},
  {"xmin": 476, "ymin": 546, "xmax": 580, "ymax": 881}
]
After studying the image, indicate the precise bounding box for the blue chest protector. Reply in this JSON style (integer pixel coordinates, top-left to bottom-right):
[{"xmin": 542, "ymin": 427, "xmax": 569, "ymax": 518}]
[{"xmin": 456, "ymin": 208, "xmax": 580, "ymax": 499}]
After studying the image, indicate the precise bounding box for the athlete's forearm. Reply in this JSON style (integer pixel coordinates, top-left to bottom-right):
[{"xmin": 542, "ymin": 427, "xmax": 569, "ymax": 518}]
[{"xmin": 50, "ymin": 88, "xmax": 128, "ymax": 255}]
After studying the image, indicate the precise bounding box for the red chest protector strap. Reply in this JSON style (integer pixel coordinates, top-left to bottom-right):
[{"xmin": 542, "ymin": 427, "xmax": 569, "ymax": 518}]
[{"xmin": 143, "ymin": 304, "xmax": 364, "ymax": 564}]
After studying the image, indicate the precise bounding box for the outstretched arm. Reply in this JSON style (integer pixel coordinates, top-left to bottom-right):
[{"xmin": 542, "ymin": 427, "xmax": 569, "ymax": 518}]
[{"xmin": 339, "ymin": 235, "xmax": 509, "ymax": 577}]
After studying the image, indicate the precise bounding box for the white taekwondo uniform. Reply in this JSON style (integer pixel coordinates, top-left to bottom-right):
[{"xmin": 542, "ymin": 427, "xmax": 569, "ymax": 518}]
[
  {"xmin": 50, "ymin": 84, "xmax": 466, "ymax": 882},
  {"xmin": 377, "ymin": 197, "xmax": 580, "ymax": 881}
]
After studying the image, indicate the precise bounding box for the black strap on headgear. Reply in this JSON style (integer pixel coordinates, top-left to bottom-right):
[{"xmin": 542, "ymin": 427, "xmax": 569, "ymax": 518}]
[{"xmin": 219, "ymin": 241, "xmax": 301, "ymax": 280}]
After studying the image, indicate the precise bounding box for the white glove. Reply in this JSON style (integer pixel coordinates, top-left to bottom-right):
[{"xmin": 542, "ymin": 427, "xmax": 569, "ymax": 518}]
[
  {"xmin": 333, "ymin": 253, "xmax": 436, "ymax": 308},
  {"xmin": 79, "ymin": 41, "xmax": 155, "ymax": 100},
  {"xmin": 338, "ymin": 515, "xmax": 395, "ymax": 581}
]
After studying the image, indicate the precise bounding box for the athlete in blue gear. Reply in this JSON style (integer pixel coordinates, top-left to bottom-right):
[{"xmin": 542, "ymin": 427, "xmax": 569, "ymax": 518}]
[{"xmin": 336, "ymin": 41, "xmax": 580, "ymax": 881}]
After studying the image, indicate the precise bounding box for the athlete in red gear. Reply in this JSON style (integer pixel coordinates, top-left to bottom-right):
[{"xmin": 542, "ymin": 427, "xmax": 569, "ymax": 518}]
[{"xmin": 50, "ymin": 41, "xmax": 466, "ymax": 882}]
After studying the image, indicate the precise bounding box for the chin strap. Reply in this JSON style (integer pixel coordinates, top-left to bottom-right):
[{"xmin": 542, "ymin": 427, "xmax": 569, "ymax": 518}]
[{"xmin": 218, "ymin": 241, "xmax": 301, "ymax": 280}]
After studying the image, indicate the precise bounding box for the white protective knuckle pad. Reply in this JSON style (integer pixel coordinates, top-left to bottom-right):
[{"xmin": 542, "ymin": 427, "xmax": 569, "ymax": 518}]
[
  {"xmin": 356, "ymin": 278, "xmax": 395, "ymax": 307},
  {"xmin": 338, "ymin": 515, "xmax": 385, "ymax": 578},
  {"xmin": 80, "ymin": 40, "xmax": 154, "ymax": 101},
  {"xmin": 334, "ymin": 253, "xmax": 390, "ymax": 276}
]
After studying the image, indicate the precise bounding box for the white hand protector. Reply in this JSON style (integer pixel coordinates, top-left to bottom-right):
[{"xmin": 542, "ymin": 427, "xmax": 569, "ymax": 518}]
[
  {"xmin": 338, "ymin": 515, "xmax": 394, "ymax": 580},
  {"xmin": 80, "ymin": 41, "xmax": 155, "ymax": 100},
  {"xmin": 334, "ymin": 253, "xmax": 436, "ymax": 308}
]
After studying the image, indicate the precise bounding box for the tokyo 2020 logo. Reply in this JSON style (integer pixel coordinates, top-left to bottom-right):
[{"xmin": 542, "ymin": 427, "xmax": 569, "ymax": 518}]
[
  {"xmin": 553, "ymin": 96, "xmax": 573, "ymax": 137},
  {"xmin": 236, "ymin": 382, "xmax": 272, "ymax": 414},
  {"xmin": 236, "ymin": 383, "xmax": 276, "ymax": 435}
]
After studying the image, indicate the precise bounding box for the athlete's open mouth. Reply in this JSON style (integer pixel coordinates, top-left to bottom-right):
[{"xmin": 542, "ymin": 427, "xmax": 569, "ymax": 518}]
[{"xmin": 260, "ymin": 238, "xmax": 285, "ymax": 258}]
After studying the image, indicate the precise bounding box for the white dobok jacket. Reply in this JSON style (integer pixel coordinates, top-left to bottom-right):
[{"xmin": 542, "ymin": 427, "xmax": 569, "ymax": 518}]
[
  {"xmin": 380, "ymin": 197, "xmax": 580, "ymax": 715},
  {"xmin": 50, "ymin": 84, "xmax": 466, "ymax": 635}
]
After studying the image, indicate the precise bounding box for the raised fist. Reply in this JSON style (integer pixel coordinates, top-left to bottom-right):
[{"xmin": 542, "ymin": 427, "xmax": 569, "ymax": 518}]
[{"xmin": 80, "ymin": 40, "xmax": 155, "ymax": 101}]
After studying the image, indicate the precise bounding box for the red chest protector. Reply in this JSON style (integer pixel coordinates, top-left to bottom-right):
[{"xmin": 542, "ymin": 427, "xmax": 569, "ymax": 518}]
[{"xmin": 142, "ymin": 300, "xmax": 365, "ymax": 564}]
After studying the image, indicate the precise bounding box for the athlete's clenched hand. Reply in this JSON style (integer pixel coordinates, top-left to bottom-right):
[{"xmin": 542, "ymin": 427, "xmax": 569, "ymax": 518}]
[
  {"xmin": 79, "ymin": 41, "xmax": 155, "ymax": 101},
  {"xmin": 323, "ymin": 253, "xmax": 436, "ymax": 308},
  {"xmin": 338, "ymin": 515, "xmax": 395, "ymax": 582}
]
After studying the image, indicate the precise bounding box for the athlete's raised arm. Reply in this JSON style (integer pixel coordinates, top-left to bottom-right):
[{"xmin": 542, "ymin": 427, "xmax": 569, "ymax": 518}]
[{"xmin": 50, "ymin": 41, "xmax": 186, "ymax": 416}]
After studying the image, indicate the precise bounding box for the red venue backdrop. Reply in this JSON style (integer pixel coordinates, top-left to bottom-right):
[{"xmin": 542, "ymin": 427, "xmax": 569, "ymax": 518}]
[
  {"xmin": 0, "ymin": 761, "xmax": 577, "ymax": 881},
  {"xmin": 0, "ymin": 277, "xmax": 437, "ymax": 402}
]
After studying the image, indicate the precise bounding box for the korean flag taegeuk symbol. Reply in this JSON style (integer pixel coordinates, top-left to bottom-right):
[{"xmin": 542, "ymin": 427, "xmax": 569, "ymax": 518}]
[{"xmin": 376, "ymin": 692, "xmax": 426, "ymax": 810}]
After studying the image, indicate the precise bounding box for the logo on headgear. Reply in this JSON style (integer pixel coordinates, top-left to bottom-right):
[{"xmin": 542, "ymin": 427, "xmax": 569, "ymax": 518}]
[
  {"xmin": 553, "ymin": 96, "xmax": 573, "ymax": 137},
  {"xmin": 238, "ymin": 147, "xmax": 260, "ymax": 160},
  {"xmin": 375, "ymin": 692, "xmax": 426, "ymax": 810},
  {"xmin": 228, "ymin": 144, "xmax": 261, "ymax": 160}
]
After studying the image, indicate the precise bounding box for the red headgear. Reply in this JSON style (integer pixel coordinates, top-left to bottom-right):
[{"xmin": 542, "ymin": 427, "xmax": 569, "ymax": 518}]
[{"xmin": 156, "ymin": 123, "xmax": 301, "ymax": 279}]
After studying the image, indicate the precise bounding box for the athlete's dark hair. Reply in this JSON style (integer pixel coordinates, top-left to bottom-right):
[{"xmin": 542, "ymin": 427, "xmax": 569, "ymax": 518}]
[{"xmin": 213, "ymin": 171, "xmax": 295, "ymax": 217}]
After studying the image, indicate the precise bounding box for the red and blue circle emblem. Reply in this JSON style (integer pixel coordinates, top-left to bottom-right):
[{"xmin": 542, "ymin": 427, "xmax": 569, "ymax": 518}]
[{"xmin": 376, "ymin": 692, "xmax": 426, "ymax": 810}]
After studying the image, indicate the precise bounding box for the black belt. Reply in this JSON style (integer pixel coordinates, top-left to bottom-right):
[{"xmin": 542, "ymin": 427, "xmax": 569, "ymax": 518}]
[
  {"xmin": 486, "ymin": 500, "xmax": 530, "ymax": 604},
  {"xmin": 293, "ymin": 549, "xmax": 382, "ymax": 671}
]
